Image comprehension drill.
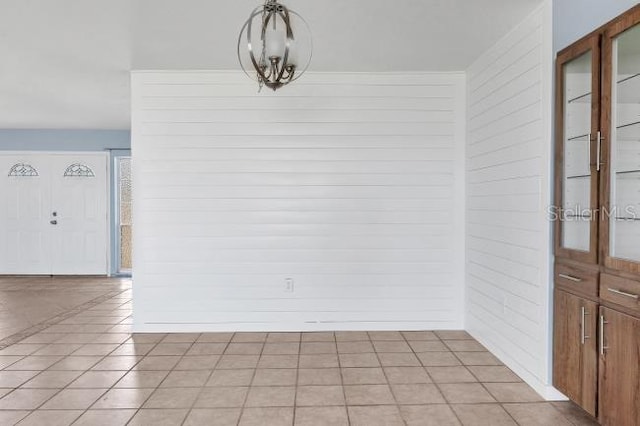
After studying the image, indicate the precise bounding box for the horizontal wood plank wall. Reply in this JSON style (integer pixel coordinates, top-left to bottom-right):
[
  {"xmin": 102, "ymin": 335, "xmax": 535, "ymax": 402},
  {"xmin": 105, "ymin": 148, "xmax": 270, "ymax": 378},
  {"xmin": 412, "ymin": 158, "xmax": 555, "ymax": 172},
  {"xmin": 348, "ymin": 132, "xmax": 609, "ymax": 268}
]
[
  {"xmin": 465, "ymin": 1, "xmax": 556, "ymax": 398},
  {"xmin": 132, "ymin": 71, "xmax": 466, "ymax": 332}
]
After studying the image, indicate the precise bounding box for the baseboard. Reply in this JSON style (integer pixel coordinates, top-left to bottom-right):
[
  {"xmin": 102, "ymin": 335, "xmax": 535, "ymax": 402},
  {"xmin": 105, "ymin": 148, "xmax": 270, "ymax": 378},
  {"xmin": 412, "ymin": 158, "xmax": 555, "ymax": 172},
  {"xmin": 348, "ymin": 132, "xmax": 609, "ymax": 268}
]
[
  {"xmin": 467, "ymin": 329, "xmax": 568, "ymax": 401},
  {"xmin": 132, "ymin": 321, "xmax": 466, "ymax": 334}
]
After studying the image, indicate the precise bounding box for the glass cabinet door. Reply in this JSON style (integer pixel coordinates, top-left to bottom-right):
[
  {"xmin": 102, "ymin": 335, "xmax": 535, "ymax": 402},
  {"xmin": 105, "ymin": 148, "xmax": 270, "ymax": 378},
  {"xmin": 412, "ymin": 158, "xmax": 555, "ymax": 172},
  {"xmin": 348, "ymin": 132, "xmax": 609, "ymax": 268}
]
[
  {"xmin": 603, "ymin": 16, "xmax": 640, "ymax": 271},
  {"xmin": 556, "ymin": 36, "xmax": 600, "ymax": 263}
]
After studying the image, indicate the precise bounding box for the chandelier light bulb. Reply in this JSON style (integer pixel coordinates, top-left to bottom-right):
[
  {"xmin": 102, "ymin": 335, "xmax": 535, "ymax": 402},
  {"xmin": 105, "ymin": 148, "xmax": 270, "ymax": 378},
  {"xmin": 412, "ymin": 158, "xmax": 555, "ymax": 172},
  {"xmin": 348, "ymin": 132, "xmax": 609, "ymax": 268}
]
[
  {"xmin": 287, "ymin": 38, "xmax": 298, "ymax": 66},
  {"xmin": 266, "ymin": 28, "xmax": 286, "ymax": 58}
]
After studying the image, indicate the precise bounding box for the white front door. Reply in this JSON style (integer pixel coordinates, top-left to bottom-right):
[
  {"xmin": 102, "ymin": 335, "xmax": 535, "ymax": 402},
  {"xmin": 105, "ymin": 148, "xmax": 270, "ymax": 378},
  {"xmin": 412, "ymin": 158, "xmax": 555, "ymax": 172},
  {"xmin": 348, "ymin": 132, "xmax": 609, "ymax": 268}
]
[
  {"xmin": 0, "ymin": 155, "xmax": 52, "ymax": 274},
  {"xmin": 0, "ymin": 153, "xmax": 109, "ymax": 275},
  {"xmin": 50, "ymin": 155, "xmax": 108, "ymax": 275}
]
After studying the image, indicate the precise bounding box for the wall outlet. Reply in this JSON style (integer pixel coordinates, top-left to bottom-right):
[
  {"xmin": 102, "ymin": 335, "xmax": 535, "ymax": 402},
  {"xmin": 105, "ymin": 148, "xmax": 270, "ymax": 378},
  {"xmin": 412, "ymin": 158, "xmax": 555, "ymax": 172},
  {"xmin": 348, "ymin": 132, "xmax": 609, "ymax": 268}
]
[{"xmin": 284, "ymin": 278, "xmax": 294, "ymax": 293}]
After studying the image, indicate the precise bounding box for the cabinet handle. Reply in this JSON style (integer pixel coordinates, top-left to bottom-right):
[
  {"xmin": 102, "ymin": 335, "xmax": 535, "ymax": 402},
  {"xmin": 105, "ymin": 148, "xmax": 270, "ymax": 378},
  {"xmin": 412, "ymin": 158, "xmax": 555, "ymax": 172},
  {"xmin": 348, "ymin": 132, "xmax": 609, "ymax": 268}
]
[
  {"xmin": 588, "ymin": 132, "xmax": 592, "ymax": 170},
  {"xmin": 599, "ymin": 314, "xmax": 609, "ymax": 355},
  {"xmin": 607, "ymin": 288, "xmax": 639, "ymax": 300},
  {"xmin": 597, "ymin": 131, "xmax": 604, "ymax": 172},
  {"xmin": 559, "ymin": 273, "xmax": 582, "ymax": 282},
  {"xmin": 580, "ymin": 306, "xmax": 590, "ymax": 344}
]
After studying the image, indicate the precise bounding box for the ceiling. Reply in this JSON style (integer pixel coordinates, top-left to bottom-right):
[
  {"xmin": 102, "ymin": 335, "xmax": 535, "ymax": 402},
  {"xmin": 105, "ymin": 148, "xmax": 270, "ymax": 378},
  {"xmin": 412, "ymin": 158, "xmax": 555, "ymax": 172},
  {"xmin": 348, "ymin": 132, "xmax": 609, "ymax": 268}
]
[{"xmin": 0, "ymin": 0, "xmax": 541, "ymax": 130}]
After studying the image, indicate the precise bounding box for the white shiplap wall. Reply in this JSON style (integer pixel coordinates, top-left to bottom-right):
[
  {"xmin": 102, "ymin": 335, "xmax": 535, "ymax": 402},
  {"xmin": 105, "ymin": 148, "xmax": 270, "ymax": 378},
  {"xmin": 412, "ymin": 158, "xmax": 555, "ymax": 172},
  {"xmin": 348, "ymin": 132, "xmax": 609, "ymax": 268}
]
[
  {"xmin": 132, "ymin": 71, "xmax": 465, "ymax": 332},
  {"xmin": 465, "ymin": 1, "xmax": 559, "ymax": 398}
]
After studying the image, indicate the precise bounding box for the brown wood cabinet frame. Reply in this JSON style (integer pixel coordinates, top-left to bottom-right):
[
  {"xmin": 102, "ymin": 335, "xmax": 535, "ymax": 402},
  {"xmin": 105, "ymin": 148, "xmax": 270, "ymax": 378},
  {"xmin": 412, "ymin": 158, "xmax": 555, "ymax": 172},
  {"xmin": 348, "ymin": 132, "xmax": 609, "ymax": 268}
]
[
  {"xmin": 555, "ymin": 35, "xmax": 601, "ymax": 264},
  {"xmin": 599, "ymin": 6, "xmax": 640, "ymax": 275}
]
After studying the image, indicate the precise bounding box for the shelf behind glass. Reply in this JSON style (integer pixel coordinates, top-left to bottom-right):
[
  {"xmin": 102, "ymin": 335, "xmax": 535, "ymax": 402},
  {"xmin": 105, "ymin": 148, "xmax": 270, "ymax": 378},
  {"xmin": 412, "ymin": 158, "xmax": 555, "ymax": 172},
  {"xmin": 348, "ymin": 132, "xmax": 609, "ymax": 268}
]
[
  {"xmin": 568, "ymin": 92, "xmax": 591, "ymax": 104},
  {"xmin": 617, "ymin": 120, "xmax": 640, "ymax": 130},
  {"xmin": 617, "ymin": 73, "xmax": 640, "ymax": 104},
  {"xmin": 618, "ymin": 72, "xmax": 640, "ymax": 85},
  {"xmin": 616, "ymin": 120, "xmax": 640, "ymax": 141},
  {"xmin": 567, "ymin": 74, "xmax": 640, "ymax": 104},
  {"xmin": 567, "ymin": 133, "xmax": 591, "ymax": 142}
]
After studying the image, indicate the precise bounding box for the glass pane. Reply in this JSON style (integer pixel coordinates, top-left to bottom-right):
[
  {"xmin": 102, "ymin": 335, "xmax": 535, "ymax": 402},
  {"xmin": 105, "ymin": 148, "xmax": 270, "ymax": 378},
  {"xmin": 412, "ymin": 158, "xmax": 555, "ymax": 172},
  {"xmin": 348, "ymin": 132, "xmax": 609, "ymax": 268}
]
[
  {"xmin": 562, "ymin": 51, "xmax": 593, "ymax": 251},
  {"xmin": 119, "ymin": 157, "xmax": 132, "ymax": 271},
  {"xmin": 610, "ymin": 24, "xmax": 640, "ymax": 262}
]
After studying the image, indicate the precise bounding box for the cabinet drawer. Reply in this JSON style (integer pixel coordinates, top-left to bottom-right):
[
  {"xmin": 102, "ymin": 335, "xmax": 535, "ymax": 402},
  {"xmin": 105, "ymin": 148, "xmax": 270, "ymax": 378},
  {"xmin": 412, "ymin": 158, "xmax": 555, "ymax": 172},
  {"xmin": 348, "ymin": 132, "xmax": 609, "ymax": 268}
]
[
  {"xmin": 555, "ymin": 263, "xmax": 599, "ymax": 297},
  {"xmin": 600, "ymin": 273, "xmax": 640, "ymax": 314}
]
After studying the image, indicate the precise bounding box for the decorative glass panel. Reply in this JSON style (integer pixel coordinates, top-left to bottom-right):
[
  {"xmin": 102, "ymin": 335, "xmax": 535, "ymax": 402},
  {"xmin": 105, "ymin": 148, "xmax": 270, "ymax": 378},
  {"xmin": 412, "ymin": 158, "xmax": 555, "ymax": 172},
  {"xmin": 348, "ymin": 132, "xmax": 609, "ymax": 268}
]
[
  {"xmin": 119, "ymin": 158, "xmax": 132, "ymax": 271},
  {"xmin": 562, "ymin": 51, "xmax": 593, "ymax": 252},
  {"xmin": 8, "ymin": 163, "xmax": 39, "ymax": 177},
  {"xmin": 609, "ymin": 23, "xmax": 640, "ymax": 262},
  {"xmin": 63, "ymin": 163, "xmax": 95, "ymax": 177}
]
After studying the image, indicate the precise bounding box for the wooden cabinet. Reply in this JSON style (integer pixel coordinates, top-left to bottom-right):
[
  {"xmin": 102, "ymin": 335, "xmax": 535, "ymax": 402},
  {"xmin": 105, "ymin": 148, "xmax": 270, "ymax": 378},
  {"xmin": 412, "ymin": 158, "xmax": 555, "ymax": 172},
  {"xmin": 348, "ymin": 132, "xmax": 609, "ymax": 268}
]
[
  {"xmin": 554, "ymin": 34, "xmax": 601, "ymax": 265},
  {"xmin": 598, "ymin": 307, "xmax": 640, "ymax": 426},
  {"xmin": 553, "ymin": 290, "xmax": 598, "ymax": 416},
  {"xmin": 600, "ymin": 7, "xmax": 640, "ymax": 274},
  {"xmin": 555, "ymin": 262, "xmax": 599, "ymax": 297},
  {"xmin": 600, "ymin": 273, "xmax": 640, "ymax": 315},
  {"xmin": 554, "ymin": 5, "xmax": 640, "ymax": 425}
]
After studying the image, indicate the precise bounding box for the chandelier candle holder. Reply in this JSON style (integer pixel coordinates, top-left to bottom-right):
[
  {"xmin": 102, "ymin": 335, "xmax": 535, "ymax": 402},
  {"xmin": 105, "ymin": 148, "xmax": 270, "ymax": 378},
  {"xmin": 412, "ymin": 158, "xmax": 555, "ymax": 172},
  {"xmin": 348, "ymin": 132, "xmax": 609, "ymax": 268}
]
[{"xmin": 238, "ymin": 0, "xmax": 312, "ymax": 91}]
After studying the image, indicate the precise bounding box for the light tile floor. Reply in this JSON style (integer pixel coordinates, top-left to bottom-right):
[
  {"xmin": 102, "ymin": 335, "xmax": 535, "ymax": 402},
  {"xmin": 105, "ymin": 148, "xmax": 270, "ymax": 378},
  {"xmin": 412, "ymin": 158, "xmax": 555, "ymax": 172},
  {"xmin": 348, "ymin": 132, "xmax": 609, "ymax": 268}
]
[
  {"xmin": 0, "ymin": 277, "xmax": 130, "ymax": 343},
  {"xmin": 0, "ymin": 277, "xmax": 600, "ymax": 425}
]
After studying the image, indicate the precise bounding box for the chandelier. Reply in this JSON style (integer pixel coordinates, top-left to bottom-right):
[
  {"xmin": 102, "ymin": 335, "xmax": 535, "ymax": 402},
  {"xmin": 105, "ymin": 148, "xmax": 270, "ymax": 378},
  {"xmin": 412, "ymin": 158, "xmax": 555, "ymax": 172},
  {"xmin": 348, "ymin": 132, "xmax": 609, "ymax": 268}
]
[{"xmin": 237, "ymin": 0, "xmax": 312, "ymax": 91}]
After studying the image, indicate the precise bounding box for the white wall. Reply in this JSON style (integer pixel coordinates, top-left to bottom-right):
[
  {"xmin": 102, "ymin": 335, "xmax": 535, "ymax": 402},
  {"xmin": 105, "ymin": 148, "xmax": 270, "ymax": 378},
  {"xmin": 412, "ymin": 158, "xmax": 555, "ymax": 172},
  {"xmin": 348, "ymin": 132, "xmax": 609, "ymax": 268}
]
[
  {"xmin": 465, "ymin": 1, "xmax": 560, "ymax": 399},
  {"xmin": 132, "ymin": 71, "xmax": 466, "ymax": 332},
  {"xmin": 553, "ymin": 0, "xmax": 638, "ymax": 52}
]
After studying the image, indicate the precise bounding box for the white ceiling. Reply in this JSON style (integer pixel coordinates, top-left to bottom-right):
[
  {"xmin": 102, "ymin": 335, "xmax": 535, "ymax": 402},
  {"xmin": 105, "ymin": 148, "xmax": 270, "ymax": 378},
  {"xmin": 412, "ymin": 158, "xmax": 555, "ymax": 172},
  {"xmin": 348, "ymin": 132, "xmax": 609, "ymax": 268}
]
[{"xmin": 0, "ymin": 0, "xmax": 541, "ymax": 130}]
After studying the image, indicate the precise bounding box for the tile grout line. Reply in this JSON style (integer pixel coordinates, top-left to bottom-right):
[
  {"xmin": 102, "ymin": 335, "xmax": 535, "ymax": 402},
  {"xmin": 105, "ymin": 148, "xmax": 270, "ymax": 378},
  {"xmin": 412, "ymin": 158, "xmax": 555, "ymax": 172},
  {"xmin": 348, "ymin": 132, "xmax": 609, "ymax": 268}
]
[
  {"xmin": 371, "ymin": 331, "xmax": 409, "ymax": 426},
  {"xmin": 240, "ymin": 333, "xmax": 266, "ymax": 425},
  {"xmin": 498, "ymin": 401, "xmax": 527, "ymax": 426},
  {"xmin": 333, "ymin": 332, "xmax": 352, "ymax": 426},
  {"xmin": 291, "ymin": 334, "xmax": 303, "ymax": 426},
  {"xmin": 447, "ymin": 343, "xmax": 487, "ymax": 425},
  {"xmin": 176, "ymin": 332, "xmax": 228, "ymax": 426},
  {"xmin": 417, "ymin": 332, "xmax": 504, "ymax": 424},
  {"xmin": 404, "ymin": 331, "xmax": 456, "ymax": 425}
]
